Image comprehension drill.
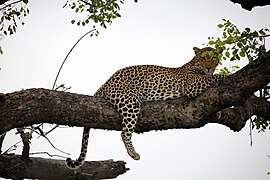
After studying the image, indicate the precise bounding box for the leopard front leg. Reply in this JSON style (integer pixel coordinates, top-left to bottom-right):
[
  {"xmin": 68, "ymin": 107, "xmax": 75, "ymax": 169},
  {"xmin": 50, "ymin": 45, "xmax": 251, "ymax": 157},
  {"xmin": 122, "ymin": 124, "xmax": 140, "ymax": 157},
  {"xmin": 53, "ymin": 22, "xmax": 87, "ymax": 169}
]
[{"xmin": 119, "ymin": 102, "xmax": 141, "ymax": 160}]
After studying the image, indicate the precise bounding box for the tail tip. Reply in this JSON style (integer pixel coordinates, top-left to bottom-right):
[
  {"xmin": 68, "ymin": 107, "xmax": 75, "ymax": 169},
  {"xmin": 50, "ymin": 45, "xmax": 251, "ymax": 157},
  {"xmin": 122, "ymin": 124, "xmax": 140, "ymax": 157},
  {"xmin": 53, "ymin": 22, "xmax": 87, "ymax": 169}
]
[{"xmin": 65, "ymin": 157, "xmax": 81, "ymax": 170}]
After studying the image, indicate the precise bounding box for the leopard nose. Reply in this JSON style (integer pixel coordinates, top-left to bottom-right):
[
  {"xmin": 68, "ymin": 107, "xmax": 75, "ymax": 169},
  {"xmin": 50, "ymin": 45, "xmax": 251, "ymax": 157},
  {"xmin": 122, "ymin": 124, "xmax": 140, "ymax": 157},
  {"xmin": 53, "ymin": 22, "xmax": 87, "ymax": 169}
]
[{"xmin": 206, "ymin": 67, "xmax": 211, "ymax": 71}]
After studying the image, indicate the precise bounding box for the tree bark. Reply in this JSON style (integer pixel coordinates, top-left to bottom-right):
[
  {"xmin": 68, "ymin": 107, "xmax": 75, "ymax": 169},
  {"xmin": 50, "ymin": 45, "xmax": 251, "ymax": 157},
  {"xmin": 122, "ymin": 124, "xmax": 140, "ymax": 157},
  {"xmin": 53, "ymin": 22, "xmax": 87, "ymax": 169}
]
[
  {"xmin": 0, "ymin": 154, "xmax": 128, "ymax": 180},
  {"xmin": 0, "ymin": 53, "xmax": 269, "ymax": 179}
]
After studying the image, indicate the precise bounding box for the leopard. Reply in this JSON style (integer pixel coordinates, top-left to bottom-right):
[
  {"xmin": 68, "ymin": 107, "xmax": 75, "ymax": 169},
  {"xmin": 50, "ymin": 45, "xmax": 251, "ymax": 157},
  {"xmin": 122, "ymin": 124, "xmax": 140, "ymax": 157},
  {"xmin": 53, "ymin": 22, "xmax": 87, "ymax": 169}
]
[{"xmin": 65, "ymin": 46, "xmax": 224, "ymax": 169}]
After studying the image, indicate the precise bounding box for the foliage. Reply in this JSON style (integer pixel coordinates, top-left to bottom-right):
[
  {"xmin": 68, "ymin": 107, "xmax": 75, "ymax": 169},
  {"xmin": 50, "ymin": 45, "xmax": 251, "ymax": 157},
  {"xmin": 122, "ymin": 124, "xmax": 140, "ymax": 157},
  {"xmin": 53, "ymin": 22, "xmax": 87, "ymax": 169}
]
[
  {"xmin": 0, "ymin": 0, "xmax": 30, "ymax": 54},
  {"xmin": 63, "ymin": 0, "xmax": 123, "ymax": 31},
  {"xmin": 253, "ymin": 116, "xmax": 270, "ymax": 132},
  {"xmin": 252, "ymin": 86, "xmax": 270, "ymax": 132},
  {"xmin": 206, "ymin": 19, "xmax": 270, "ymax": 132},
  {"xmin": 0, "ymin": 0, "xmax": 125, "ymax": 54},
  {"xmin": 207, "ymin": 19, "xmax": 269, "ymax": 63}
]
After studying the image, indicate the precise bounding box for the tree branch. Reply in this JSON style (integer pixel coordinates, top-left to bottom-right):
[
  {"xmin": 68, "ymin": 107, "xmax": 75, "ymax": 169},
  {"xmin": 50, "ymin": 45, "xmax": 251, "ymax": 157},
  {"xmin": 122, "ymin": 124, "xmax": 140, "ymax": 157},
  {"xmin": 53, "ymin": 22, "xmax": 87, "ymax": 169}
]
[
  {"xmin": 210, "ymin": 95, "xmax": 270, "ymax": 130},
  {"xmin": 229, "ymin": 0, "xmax": 270, "ymax": 11},
  {"xmin": 0, "ymin": 154, "xmax": 128, "ymax": 179},
  {"xmin": 0, "ymin": 0, "xmax": 10, "ymax": 6},
  {"xmin": 0, "ymin": 0, "xmax": 22, "ymax": 10},
  {"xmin": 0, "ymin": 53, "xmax": 269, "ymax": 135}
]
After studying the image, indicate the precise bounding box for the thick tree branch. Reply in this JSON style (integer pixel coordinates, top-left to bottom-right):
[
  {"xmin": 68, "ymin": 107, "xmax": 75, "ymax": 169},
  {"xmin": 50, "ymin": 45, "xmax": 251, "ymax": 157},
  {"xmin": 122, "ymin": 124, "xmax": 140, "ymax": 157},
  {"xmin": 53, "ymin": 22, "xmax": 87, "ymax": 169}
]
[
  {"xmin": 0, "ymin": 52, "xmax": 269, "ymax": 135},
  {"xmin": 0, "ymin": 154, "xmax": 128, "ymax": 179},
  {"xmin": 0, "ymin": 52, "xmax": 269, "ymax": 179},
  {"xmin": 210, "ymin": 95, "xmax": 270, "ymax": 129},
  {"xmin": 229, "ymin": 0, "xmax": 270, "ymax": 10}
]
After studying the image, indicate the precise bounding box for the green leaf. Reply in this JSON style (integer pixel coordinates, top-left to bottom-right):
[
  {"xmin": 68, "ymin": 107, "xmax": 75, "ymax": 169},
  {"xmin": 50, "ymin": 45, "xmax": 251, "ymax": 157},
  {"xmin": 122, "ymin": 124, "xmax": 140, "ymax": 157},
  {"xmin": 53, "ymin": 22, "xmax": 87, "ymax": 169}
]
[
  {"xmin": 218, "ymin": 24, "xmax": 223, "ymax": 28},
  {"xmin": 209, "ymin": 40, "xmax": 215, "ymax": 45},
  {"xmin": 235, "ymin": 54, "xmax": 240, "ymax": 60},
  {"xmin": 218, "ymin": 54, "xmax": 223, "ymax": 60},
  {"xmin": 222, "ymin": 32, "xmax": 227, "ymax": 38},
  {"xmin": 225, "ymin": 51, "xmax": 230, "ymax": 58},
  {"xmin": 239, "ymin": 51, "xmax": 245, "ymax": 57},
  {"xmin": 259, "ymin": 29, "xmax": 266, "ymax": 36},
  {"xmin": 245, "ymin": 27, "xmax": 250, "ymax": 32},
  {"xmin": 232, "ymin": 65, "xmax": 240, "ymax": 70}
]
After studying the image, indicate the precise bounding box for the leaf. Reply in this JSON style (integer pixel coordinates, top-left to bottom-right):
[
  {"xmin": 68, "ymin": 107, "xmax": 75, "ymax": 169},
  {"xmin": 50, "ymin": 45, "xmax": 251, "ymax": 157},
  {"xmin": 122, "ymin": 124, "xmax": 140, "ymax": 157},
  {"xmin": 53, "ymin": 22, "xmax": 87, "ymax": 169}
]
[
  {"xmin": 233, "ymin": 65, "xmax": 240, "ymax": 70},
  {"xmin": 218, "ymin": 54, "xmax": 223, "ymax": 60},
  {"xmin": 239, "ymin": 51, "xmax": 245, "ymax": 57},
  {"xmin": 245, "ymin": 27, "xmax": 250, "ymax": 32},
  {"xmin": 218, "ymin": 24, "xmax": 223, "ymax": 28},
  {"xmin": 22, "ymin": 0, "xmax": 29, "ymax": 4},
  {"xmin": 222, "ymin": 32, "xmax": 227, "ymax": 38},
  {"xmin": 209, "ymin": 40, "xmax": 215, "ymax": 45},
  {"xmin": 115, "ymin": 13, "xmax": 121, "ymax": 18},
  {"xmin": 259, "ymin": 29, "xmax": 266, "ymax": 36},
  {"xmin": 225, "ymin": 51, "xmax": 230, "ymax": 58},
  {"xmin": 235, "ymin": 54, "xmax": 240, "ymax": 60}
]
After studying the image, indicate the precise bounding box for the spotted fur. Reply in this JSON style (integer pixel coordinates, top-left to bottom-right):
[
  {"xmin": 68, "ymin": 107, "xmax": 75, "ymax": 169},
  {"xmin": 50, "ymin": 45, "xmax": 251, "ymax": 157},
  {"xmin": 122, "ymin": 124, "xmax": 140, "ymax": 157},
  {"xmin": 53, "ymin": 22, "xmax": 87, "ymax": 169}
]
[{"xmin": 66, "ymin": 47, "xmax": 224, "ymax": 169}]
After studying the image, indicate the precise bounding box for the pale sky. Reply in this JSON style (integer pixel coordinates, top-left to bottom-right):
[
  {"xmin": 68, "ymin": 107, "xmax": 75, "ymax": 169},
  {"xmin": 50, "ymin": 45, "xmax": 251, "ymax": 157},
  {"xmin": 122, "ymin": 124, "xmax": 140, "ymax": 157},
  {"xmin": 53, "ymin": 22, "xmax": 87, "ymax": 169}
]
[{"xmin": 1, "ymin": 0, "xmax": 270, "ymax": 179}]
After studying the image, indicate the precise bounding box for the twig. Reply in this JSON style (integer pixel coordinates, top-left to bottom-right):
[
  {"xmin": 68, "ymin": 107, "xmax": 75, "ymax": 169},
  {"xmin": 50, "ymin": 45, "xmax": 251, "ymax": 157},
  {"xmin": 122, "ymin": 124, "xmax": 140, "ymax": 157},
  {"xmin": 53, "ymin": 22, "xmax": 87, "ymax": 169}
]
[
  {"xmin": 44, "ymin": 124, "xmax": 60, "ymax": 136},
  {"xmin": 1, "ymin": 140, "xmax": 21, "ymax": 155},
  {"xmin": 17, "ymin": 128, "xmax": 31, "ymax": 158},
  {"xmin": 249, "ymin": 118, "xmax": 253, "ymax": 146},
  {"xmin": 52, "ymin": 28, "xmax": 97, "ymax": 90},
  {"xmin": 34, "ymin": 126, "xmax": 70, "ymax": 155},
  {"xmin": 0, "ymin": 132, "xmax": 6, "ymax": 153},
  {"xmin": 79, "ymin": 0, "xmax": 91, "ymax": 6},
  {"xmin": 29, "ymin": 151, "xmax": 66, "ymax": 159}
]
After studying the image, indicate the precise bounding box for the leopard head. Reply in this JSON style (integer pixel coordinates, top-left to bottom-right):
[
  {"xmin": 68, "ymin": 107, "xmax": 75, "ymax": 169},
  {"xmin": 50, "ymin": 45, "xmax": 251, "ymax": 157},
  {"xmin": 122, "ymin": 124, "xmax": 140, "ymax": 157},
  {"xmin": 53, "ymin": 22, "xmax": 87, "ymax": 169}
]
[{"xmin": 192, "ymin": 47, "xmax": 223, "ymax": 75}]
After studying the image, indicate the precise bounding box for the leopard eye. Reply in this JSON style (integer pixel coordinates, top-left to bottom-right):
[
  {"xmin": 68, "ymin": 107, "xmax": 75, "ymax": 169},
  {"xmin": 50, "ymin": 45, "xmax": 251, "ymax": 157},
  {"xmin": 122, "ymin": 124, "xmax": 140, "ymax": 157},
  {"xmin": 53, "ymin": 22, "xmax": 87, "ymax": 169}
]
[
  {"xmin": 208, "ymin": 51, "xmax": 214, "ymax": 58},
  {"xmin": 201, "ymin": 52, "xmax": 207, "ymax": 57}
]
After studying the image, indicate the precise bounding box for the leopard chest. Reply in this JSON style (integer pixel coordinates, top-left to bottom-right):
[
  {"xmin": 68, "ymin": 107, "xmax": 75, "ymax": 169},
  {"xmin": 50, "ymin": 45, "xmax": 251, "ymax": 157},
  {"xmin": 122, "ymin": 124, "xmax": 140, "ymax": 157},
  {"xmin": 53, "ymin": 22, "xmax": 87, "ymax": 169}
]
[{"xmin": 140, "ymin": 74, "xmax": 185, "ymax": 101}]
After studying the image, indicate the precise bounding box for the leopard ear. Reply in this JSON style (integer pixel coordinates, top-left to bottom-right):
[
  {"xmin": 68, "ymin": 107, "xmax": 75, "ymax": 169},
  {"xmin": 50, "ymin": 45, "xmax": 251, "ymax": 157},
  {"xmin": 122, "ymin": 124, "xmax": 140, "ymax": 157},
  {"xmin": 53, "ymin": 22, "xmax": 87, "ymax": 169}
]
[{"xmin": 193, "ymin": 47, "xmax": 201, "ymax": 55}]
